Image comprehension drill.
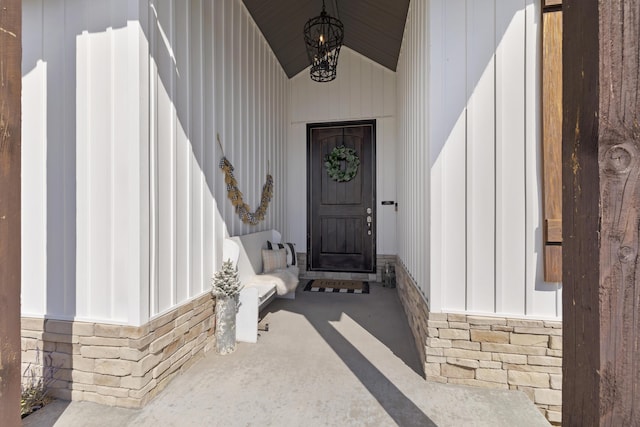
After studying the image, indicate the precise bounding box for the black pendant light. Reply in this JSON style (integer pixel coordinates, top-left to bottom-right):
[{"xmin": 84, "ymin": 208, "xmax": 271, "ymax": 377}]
[{"xmin": 303, "ymin": 0, "xmax": 344, "ymax": 82}]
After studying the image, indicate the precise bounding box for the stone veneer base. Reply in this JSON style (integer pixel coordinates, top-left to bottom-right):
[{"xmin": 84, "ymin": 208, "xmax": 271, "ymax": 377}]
[
  {"xmin": 21, "ymin": 292, "xmax": 216, "ymax": 408},
  {"xmin": 395, "ymin": 260, "xmax": 563, "ymax": 426}
]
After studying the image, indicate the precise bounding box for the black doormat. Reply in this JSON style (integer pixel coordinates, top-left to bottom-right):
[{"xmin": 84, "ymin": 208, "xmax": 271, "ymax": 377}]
[{"xmin": 304, "ymin": 279, "xmax": 369, "ymax": 294}]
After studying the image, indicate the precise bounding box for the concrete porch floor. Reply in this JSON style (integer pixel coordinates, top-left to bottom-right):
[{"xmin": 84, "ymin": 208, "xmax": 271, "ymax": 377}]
[{"xmin": 23, "ymin": 282, "xmax": 550, "ymax": 427}]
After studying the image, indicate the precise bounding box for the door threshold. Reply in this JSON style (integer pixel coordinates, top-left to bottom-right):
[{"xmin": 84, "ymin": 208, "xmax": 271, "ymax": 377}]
[{"xmin": 301, "ymin": 271, "xmax": 378, "ymax": 282}]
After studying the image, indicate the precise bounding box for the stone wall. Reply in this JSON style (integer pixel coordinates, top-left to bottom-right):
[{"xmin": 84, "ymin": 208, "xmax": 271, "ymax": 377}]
[
  {"xmin": 21, "ymin": 292, "xmax": 215, "ymax": 408},
  {"xmin": 395, "ymin": 261, "xmax": 562, "ymax": 425},
  {"xmin": 395, "ymin": 260, "xmax": 430, "ymax": 368}
]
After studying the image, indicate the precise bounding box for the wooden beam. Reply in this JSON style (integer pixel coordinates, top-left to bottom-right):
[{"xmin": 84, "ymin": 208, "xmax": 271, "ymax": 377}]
[
  {"xmin": 563, "ymin": 0, "xmax": 640, "ymax": 424},
  {"xmin": 0, "ymin": 0, "xmax": 22, "ymax": 425},
  {"xmin": 542, "ymin": 6, "xmax": 563, "ymax": 282}
]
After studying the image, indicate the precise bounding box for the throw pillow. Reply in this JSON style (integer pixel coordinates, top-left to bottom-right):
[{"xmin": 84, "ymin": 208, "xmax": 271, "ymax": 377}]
[
  {"xmin": 267, "ymin": 241, "xmax": 297, "ymax": 267},
  {"xmin": 262, "ymin": 248, "xmax": 287, "ymax": 273}
]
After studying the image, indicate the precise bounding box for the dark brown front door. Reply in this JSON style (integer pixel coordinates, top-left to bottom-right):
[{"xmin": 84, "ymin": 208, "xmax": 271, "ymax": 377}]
[{"xmin": 307, "ymin": 120, "xmax": 376, "ymax": 272}]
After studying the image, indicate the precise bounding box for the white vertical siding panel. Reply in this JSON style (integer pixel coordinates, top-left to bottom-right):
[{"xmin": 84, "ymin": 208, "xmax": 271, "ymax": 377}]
[
  {"xmin": 349, "ymin": 53, "xmax": 362, "ymax": 118},
  {"xmin": 376, "ymin": 118, "xmax": 397, "ymax": 255},
  {"xmin": 175, "ymin": 0, "xmax": 190, "ymax": 305},
  {"xmin": 238, "ymin": 3, "xmax": 248, "ymax": 236},
  {"xmin": 336, "ymin": 53, "xmax": 350, "ymax": 119},
  {"xmin": 466, "ymin": 0, "xmax": 496, "ymax": 313},
  {"xmin": 441, "ymin": 0, "xmax": 467, "ymax": 311},
  {"xmin": 241, "ymin": 12, "xmax": 250, "ymax": 231},
  {"xmin": 209, "ymin": 0, "xmax": 223, "ymax": 277},
  {"xmin": 213, "ymin": 0, "xmax": 226, "ymax": 237},
  {"xmin": 149, "ymin": 0, "xmax": 160, "ymax": 316},
  {"xmin": 262, "ymin": 40, "xmax": 269, "ymax": 231},
  {"xmin": 250, "ymin": 24, "xmax": 258, "ymax": 230},
  {"xmin": 495, "ymin": 0, "xmax": 527, "ymax": 315},
  {"xmin": 405, "ymin": 6, "xmax": 413, "ymax": 282},
  {"xmin": 282, "ymin": 78, "xmax": 289, "ymax": 235},
  {"xmin": 111, "ymin": 10, "xmax": 136, "ymax": 322},
  {"xmin": 71, "ymin": 0, "xmax": 91, "ymax": 319},
  {"xmin": 371, "ymin": 68, "xmax": 384, "ymax": 118},
  {"xmin": 22, "ymin": 0, "xmax": 47, "ymax": 316},
  {"xmin": 221, "ymin": 0, "xmax": 232, "ymax": 233},
  {"xmin": 397, "ymin": 54, "xmax": 405, "ymax": 272},
  {"xmin": 202, "ymin": 0, "xmax": 215, "ymax": 292},
  {"xmin": 290, "ymin": 69, "xmax": 300, "ymax": 123},
  {"xmin": 383, "ymin": 67, "xmax": 396, "ymax": 117},
  {"xmin": 190, "ymin": 0, "xmax": 204, "ymax": 297},
  {"xmin": 406, "ymin": 13, "xmax": 414, "ymax": 282},
  {"xmin": 86, "ymin": 3, "xmax": 114, "ymax": 320},
  {"xmin": 287, "ymin": 124, "xmax": 307, "ymax": 248},
  {"xmin": 361, "ymin": 62, "xmax": 373, "ymax": 118},
  {"xmin": 61, "ymin": 2, "xmax": 82, "ymax": 318},
  {"xmin": 42, "ymin": 0, "xmax": 74, "ymax": 317},
  {"xmin": 154, "ymin": 0, "xmax": 177, "ymax": 314},
  {"xmin": 412, "ymin": 8, "xmax": 419, "ymax": 282},
  {"xmin": 318, "ymin": 75, "xmax": 333, "ymax": 121},
  {"xmin": 428, "ymin": 0, "xmax": 445, "ymax": 310},
  {"xmin": 132, "ymin": 1, "xmax": 150, "ymax": 325},
  {"xmin": 232, "ymin": 1, "xmax": 243, "ymax": 235},
  {"xmin": 420, "ymin": 0, "xmax": 430, "ymax": 296}
]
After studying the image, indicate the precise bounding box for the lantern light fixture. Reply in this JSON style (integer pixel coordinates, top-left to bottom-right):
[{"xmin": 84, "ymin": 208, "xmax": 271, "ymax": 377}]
[{"xmin": 303, "ymin": 0, "xmax": 344, "ymax": 82}]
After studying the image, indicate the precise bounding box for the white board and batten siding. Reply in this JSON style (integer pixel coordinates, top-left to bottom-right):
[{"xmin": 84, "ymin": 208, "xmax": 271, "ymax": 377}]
[
  {"xmin": 397, "ymin": 0, "xmax": 561, "ymax": 319},
  {"xmin": 22, "ymin": 0, "xmax": 149, "ymax": 324},
  {"xmin": 21, "ymin": 0, "xmax": 290, "ymax": 325},
  {"xmin": 288, "ymin": 47, "xmax": 398, "ymax": 257},
  {"xmin": 148, "ymin": 0, "xmax": 288, "ymax": 318}
]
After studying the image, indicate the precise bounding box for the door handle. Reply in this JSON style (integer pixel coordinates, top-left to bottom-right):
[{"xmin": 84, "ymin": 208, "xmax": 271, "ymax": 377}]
[{"xmin": 367, "ymin": 214, "xmax": 372, "ymax": 235}]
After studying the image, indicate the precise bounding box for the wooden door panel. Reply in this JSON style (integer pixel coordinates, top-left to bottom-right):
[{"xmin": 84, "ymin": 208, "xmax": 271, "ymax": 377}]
[
  {"xmin": 308, "ymin": 121, "xmax": 376, "ymax": 272},
  {"xmin": 320, "ymin": 217, "xmax": 363, "ymax": 253},
  {"xmin": 320, "ymin": 134, "xmax": 364, "ymax": 205}
]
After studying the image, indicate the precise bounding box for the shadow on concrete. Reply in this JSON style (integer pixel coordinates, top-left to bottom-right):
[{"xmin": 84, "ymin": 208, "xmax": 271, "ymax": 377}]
[
  {"xmin": 21, "ymin": 399, "xmax": 69, "ymax": 427},
  {"xmin": 264, "ymin": 281, "xmax": 435, "ymax": 427}
]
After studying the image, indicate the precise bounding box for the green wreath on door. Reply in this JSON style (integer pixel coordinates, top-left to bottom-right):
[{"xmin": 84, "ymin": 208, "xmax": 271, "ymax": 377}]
[{"xmin": 324, "ymin": 145, "xmax": 360, "ymax": 182}]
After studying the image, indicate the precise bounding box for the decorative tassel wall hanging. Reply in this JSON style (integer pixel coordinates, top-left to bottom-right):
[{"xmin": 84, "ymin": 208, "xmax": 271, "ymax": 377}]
[{"xmin": 217, "ymin": 134, "xmax": 273, "ymax": 225}]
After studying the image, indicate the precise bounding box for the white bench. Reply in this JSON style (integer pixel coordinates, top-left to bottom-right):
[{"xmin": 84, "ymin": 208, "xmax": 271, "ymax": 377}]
[{"xmin": 223, "ymin": 229, "xmax": 299, "ymax": 343}]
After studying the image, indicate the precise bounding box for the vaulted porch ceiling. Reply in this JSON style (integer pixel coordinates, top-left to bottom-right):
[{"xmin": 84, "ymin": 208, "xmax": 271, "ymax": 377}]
[{"xmin": 242, "ymin": 0, "xmax": 410, "ymax": 78}]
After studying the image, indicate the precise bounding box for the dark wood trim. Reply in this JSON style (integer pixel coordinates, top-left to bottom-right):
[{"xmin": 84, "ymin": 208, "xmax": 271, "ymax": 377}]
[
  {"xmin": 543, "ymin": 4, "xmax": 562, "ymax": 13},
  {"xmin": 543, "ymin": 0, "xmax": 563, "ymax": 9},
  {"xmin": 0, "ymin": 0, "xmax": 22, "ymax": 424},
  {"xmin": 563, "ymin": 0, "xmax": 640, "ymax": 424}
]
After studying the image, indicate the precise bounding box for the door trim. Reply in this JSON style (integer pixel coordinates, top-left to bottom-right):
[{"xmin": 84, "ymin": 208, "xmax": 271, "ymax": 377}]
[{"xmin": 306, "ymin": 119, "xmax": 377, "ymax": 272}]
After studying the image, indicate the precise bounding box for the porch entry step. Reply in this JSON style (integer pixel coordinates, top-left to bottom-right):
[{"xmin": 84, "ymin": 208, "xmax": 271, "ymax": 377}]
[{"xmin": 300, "ymin": 271, "xmax": 376, "ymax": 282}]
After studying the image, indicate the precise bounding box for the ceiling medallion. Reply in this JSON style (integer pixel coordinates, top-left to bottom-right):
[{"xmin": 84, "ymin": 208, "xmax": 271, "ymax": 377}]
[{"xmin": 303, "ymin": 0, "xmax": 344, "ymax": 82}]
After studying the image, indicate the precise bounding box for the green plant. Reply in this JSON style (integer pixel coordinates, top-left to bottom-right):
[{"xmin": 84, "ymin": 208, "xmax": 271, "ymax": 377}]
[
  {"xmin": 324, "ymin": 145, "xmax": 360, "ymax": 182},
  {"xmin": 212, "ymin": 259, "xmax": 243, "ymax": 298}
]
